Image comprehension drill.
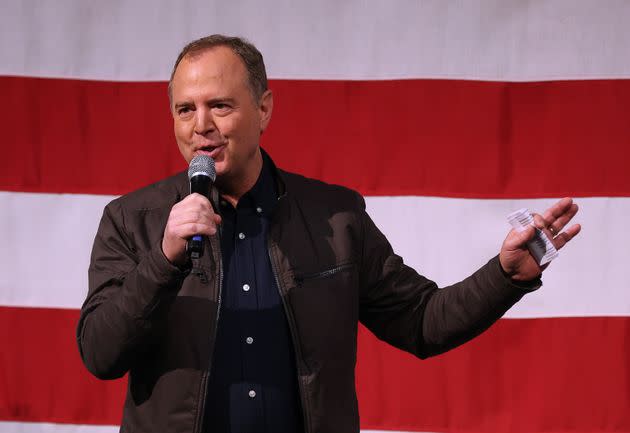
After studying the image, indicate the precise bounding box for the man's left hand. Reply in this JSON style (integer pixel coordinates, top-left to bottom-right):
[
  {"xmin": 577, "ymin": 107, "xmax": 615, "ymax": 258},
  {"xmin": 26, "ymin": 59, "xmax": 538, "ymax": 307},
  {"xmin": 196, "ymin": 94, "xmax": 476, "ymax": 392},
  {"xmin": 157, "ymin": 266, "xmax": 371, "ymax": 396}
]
[{"xmin": 499, "ymin": 197, "xmax": 581, "ymax": 281}]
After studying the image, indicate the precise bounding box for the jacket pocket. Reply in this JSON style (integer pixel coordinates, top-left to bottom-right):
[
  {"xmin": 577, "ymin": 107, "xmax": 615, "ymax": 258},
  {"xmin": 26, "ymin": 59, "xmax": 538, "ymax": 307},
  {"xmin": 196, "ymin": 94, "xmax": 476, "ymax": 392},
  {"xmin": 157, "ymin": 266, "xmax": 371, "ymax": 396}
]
[
  {"xmin": 294, "ymin": 263, "xmax": 354, "ymax": 285},
  {"xmin": 288, "ymin": 262, "xmax": 359, "ymax": 369}
]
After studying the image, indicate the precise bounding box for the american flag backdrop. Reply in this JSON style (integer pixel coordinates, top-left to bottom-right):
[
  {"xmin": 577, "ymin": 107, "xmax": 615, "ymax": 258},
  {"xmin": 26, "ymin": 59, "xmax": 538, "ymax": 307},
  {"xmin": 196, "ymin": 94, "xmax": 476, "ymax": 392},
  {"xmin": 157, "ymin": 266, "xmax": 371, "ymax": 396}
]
[{"xmin": 1, "ymin": 1, "xmax": 629, "ymax": 432}]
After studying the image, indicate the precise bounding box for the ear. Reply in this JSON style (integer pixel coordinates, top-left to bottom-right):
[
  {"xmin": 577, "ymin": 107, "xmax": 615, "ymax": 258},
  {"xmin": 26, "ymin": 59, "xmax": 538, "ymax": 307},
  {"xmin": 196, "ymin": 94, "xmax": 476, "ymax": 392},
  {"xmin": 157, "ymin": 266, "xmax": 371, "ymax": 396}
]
[{"xmin": 258, "ymin": 89, "xmax": 273, "ymax": 133}]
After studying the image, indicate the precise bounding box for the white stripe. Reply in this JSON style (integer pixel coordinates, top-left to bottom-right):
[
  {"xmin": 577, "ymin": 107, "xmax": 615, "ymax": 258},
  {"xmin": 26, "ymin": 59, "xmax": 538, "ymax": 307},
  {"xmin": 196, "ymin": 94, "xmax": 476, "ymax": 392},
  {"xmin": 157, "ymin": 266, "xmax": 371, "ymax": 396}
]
[
  {"xmin": 0, "ymin": 192, "xmax": 108, "ymax": 310},
  {"xmin": 2, "ymin": 0, "xmax": 630, "ymax": 81},
  {"xmin": 0, "ymin": 422, "xmax": 429, "ymax": 433},
  {"xmin": 367, "ymin": 196, "xmax": 629, "ymax": 319},
  {"xmin": 0, "ymin": 422, "xmax": 118, "ymax": 433},
  {"xmin": 0, "ymin": 192, "xmax": 626, "ymax": 318}
]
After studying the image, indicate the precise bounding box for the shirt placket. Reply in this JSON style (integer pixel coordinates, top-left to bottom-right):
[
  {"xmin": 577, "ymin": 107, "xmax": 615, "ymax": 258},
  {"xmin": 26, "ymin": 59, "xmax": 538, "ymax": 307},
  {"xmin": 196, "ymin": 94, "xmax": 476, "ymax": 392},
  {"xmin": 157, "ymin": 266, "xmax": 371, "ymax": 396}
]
[{"xmin": 233, "ymin": 204, "xmax": 264, "ymax": 421}]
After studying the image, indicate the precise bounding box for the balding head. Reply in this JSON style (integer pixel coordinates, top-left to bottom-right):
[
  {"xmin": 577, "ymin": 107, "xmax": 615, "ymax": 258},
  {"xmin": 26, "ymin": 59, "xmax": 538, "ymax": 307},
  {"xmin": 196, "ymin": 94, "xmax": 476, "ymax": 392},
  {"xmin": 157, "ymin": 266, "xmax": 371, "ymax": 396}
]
[{"xmin": 168, "ymin": 34, "xmax": 268, "ymax": 106}]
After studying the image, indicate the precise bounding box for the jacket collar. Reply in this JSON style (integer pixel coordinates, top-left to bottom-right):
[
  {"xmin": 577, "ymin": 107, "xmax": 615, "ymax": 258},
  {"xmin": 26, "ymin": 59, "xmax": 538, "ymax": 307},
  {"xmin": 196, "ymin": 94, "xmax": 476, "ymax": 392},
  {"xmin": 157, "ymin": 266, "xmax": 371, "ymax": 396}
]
[
  {"xmin": 260, "ymin": 147, "xmax": 287, "ymax": 199},
  {"xmin": 176, "ymin": 147, "xmax": 288, "ymax": 208}
]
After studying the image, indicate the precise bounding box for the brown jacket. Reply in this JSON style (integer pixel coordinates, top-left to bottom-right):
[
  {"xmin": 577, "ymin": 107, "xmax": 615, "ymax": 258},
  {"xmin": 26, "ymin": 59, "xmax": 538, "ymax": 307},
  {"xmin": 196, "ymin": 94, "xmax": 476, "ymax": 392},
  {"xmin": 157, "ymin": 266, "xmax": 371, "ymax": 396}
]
[{"xmin": 77, "ymin": 159, "xmax": 539, "ymax": 433}]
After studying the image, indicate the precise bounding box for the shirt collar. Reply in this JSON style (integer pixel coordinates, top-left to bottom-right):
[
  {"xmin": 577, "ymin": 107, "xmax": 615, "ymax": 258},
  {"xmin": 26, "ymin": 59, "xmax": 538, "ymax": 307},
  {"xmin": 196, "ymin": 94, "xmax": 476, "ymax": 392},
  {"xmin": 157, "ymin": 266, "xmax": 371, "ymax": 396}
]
[{"xmin": 225, "ymin": 151, "xmax": 278, "ymax": 215}]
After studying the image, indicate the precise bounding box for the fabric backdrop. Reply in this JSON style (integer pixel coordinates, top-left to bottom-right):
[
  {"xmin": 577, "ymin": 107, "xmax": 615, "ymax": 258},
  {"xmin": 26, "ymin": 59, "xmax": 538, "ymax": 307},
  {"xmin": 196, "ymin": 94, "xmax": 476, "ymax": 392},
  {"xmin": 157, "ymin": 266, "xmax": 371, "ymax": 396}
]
[{"xmin": 1, "ymin": 1, "xmax": 629, "ymax": 432}]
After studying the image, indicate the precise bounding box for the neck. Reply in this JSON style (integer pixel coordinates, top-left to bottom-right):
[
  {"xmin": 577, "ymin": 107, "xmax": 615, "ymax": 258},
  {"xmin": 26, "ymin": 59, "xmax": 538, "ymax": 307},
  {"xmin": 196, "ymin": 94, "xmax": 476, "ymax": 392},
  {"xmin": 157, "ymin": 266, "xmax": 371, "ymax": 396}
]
[{"xmin": 216, "ymin": 150, "xmax": 263, "ymax": 207}]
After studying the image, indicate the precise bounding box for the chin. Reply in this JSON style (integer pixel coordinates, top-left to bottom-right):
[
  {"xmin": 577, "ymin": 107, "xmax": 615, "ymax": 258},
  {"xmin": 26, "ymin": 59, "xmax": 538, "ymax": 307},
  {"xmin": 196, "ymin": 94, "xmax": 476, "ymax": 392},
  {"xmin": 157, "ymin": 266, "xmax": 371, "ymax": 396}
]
[{"xmin": 214, "ymin": 163, "xmax": 229, "ymax": 178}]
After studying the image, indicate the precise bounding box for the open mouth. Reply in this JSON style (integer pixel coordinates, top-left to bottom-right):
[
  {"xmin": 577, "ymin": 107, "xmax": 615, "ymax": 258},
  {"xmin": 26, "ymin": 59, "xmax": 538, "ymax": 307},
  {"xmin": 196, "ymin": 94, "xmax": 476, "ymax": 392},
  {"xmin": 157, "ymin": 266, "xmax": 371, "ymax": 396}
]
[{"xmin": 196, "ymin": 145, "xmax": 225, "ymax": 159}]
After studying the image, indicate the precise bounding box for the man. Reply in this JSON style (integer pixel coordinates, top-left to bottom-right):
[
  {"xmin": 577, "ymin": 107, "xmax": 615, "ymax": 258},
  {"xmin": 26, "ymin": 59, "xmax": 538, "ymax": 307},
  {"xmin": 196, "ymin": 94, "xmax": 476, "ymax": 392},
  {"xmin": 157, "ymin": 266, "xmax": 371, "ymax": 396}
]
[{"xmin": 77, "ymin": 35, "xmax": 580, "ymax": 433}]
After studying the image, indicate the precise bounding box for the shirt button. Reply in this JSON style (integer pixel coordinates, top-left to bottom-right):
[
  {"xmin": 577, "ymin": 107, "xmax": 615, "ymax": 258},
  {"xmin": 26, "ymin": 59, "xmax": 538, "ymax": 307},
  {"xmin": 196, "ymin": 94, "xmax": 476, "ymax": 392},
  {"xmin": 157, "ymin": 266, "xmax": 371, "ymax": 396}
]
[
  {"xmin": 238, "ymin": 232, "xmax": 245, "ymax": 240},
  {"xmin": 246, "ymin": 336, "xmax": 254, "ymax": 344},
  {"xmin": 242, "ymin": 284, "xmax": 250, "ymax": 292},
  {"xmin": 256, "ymin": 207, "xmax": 262, "ymax": 213},
  {"xmin": 248, "ymin": 390, "xmax": 256, "ymax": 398}
]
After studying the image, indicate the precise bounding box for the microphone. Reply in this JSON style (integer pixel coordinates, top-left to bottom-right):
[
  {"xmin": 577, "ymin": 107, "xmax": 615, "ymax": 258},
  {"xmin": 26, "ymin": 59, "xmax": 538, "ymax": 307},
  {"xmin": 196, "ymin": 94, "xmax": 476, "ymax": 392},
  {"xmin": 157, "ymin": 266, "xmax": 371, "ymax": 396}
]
[{"xmin": 187, "ymin": 154, "xmax": 216, "ymax": 258}]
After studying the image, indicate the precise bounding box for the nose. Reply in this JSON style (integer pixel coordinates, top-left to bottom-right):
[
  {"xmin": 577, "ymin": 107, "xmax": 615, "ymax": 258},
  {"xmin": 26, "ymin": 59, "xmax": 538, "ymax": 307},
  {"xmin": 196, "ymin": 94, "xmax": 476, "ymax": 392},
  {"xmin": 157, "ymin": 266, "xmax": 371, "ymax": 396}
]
[{"xmin": 193, "ymin": 106, "xmax": 215, "ymax": 136}]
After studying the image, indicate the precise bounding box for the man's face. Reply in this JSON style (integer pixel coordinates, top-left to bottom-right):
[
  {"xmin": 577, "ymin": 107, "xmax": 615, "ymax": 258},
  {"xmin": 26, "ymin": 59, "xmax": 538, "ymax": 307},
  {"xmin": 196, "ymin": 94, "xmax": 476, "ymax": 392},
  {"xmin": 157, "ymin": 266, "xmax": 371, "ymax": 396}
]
[{"xmin": 171, "ymin": 46, "xmax": 272, "ymax": 183}]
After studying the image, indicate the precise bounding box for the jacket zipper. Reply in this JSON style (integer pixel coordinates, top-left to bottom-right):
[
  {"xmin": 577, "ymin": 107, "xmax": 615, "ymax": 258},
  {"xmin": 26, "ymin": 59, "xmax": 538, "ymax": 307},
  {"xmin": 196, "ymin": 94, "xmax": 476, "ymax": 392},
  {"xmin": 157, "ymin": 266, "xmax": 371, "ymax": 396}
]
[
  {"xmin": 192, "ymin": 186, "xmax": 310, "ymax": 432},
  {"xmin": 191, "ymin": 267, "xmax": 208, "ymax": 284},
  {"xmin": 295, "ymin": 263, "xmax": 354, "ymax": 284},
  {"xmin": 193, "ymin": 235, "xmax": 223, "ymax": 433},
  {"xmin": 267, "ymin": 240, "xmax": 312, "ymax": 433}
]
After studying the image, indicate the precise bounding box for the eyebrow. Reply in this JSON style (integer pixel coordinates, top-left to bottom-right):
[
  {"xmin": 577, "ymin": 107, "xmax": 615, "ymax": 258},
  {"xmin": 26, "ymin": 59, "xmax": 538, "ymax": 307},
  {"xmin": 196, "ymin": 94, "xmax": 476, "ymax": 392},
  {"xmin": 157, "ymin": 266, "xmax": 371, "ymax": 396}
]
[
  {"xmin": 174, "ymin": 101, "xmax": 193, "ymax": 110},
  {"xmin": 174, "ymin": 97, "xmax": 236, "ymax": 110},
  {"xmin": 207, "ymin": 97, "xmax": 236, "ymax": 106}
]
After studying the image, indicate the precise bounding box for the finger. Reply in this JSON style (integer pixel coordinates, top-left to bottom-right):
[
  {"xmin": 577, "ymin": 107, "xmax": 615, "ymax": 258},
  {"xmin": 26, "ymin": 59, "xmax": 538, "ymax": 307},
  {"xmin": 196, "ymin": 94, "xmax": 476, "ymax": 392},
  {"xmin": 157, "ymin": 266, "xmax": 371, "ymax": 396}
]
[
  {"xmin": 542, "ymin": 198, "xmax": 577, "ymax": 232},
  {"xmin": 171, "ymin": 222, "xmax": 219, "ymax": 238},
  {"xmin": 165, "ymin": 220, "xmax": 218, "ymax": 240},
  {"xmin": 548, "ymin": 203, "xmax": 579, "ymax": 235},
  {"xmin": 171, "ymin": 210, "xmax": 219, "ymax": 230},
  {"xmin": 168, "ymin": 208, "xmax": 204, "ymax": 224},
  {"xmin": 532, "ymin": 213, "xmax": 546, "ymax": 229},
  {"xmin": 532, "ymin": 214, "xmax": 554, "ymax": 240},
  {"xmin": 504, "ymin": 226, "xmax": 536, "ymax": 250},
  {"xmin": 176, "ymin": 193, "xmax": 214, "ymax": 211},
  {"xmin": 542, "ymin": 197, "xmax": 574, "ymax": 222},
  {"xmin": 170, "ymin": 199, "xmax": 216, "ymax": 221},
  {"xmin": 553, "ymin": 223, "xmax": 582, "ymax": 250},
  {"xmin": 535, "ymin": 201, "xmax": 579, "ymax": 237},
  {"xmin": 189, "ymin": 192, "xmax": 214, "ymax": 204}
]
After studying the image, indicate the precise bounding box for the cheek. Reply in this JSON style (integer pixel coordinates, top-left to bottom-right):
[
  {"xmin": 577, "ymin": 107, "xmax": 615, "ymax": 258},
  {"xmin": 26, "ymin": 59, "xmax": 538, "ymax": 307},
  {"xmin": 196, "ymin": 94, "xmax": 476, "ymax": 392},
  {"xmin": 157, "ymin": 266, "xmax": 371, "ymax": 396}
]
[
  {"xmin": 173, "ymin": 121, "xmax": 193, "ymax": 161},
  {"xmin": 216, "ymin": 116, "xmax": 238, "ymax": 138},
  {"xmin": 173, "ymin": 120, "xmax": 190, "ymax": 141},
  {"xmin": 221, "ymin": 111, "xmax": 258, "ymax": 137}
]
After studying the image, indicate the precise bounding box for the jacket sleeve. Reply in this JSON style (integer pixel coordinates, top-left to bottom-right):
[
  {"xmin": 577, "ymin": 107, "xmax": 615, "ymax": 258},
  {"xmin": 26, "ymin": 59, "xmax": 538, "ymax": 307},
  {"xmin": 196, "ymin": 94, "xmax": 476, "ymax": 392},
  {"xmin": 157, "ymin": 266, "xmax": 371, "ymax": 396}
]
[
  {"xmin": 76, "ymin": 199, "xmax": 188, "ymax": 379},
  {"xmin": 356, "ymin": 194, "xmax": 540, "ymax": 359}
]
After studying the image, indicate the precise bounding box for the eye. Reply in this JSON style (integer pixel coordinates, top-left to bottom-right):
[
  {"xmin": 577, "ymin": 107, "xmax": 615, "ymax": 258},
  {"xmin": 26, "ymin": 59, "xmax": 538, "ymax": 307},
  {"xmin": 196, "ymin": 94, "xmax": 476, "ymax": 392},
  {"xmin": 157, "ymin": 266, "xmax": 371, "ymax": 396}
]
[
  {"xmin": 177, "ymin": 106, "xmax": 194, "ymax": 118},
  {"xmin": 212, "ymin": 102, "xmax": 232, "ymax": 114}
]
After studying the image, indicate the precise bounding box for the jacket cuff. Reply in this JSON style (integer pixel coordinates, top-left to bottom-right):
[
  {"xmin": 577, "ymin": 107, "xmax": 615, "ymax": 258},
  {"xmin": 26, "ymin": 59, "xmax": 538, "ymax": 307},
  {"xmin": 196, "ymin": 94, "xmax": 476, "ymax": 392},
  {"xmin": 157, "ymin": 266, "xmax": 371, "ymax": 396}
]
[
  {"xmin": 491, "ymin": 255, "xmax": 542, "ymax": 293},
  {"xmin": 142, "ymin": 239, "xmax": 190, "ymax": 289}
]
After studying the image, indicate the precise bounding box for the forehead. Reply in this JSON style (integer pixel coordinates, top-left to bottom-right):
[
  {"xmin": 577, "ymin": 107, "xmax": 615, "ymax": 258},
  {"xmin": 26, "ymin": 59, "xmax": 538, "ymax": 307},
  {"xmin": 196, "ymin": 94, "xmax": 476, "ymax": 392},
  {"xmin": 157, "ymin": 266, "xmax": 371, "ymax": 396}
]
[{"xmin": 171, "ymin": 46, "xmax": 249, "ymax": 98}]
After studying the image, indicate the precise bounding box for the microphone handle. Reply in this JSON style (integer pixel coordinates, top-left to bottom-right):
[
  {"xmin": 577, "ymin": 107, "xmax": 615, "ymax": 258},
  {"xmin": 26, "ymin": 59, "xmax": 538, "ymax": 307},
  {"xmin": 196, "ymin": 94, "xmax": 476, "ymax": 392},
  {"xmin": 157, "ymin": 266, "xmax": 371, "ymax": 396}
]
[{"xmin": 187, "ymin": 174, "xmax": 213, "ymax": 258}]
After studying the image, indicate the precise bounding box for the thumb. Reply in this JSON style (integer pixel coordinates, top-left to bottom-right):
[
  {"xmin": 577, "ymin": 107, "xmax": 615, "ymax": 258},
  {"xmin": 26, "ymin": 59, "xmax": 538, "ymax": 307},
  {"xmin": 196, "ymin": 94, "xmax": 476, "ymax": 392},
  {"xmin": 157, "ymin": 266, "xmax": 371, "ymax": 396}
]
[{"xmin": 509, "ymin": 226, "xmax": 536, "ymax": 249}]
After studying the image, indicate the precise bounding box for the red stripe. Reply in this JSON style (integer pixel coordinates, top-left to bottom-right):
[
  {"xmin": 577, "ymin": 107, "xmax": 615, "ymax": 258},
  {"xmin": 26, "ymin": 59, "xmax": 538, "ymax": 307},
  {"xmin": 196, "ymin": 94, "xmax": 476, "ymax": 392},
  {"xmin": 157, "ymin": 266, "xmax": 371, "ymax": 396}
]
[
  {"xmin": 357, "ymin": 317, "xmax": 630, "ymax": 433},
  {"xmin": 2, "ymin": 76, "xmax": 629, "ymax": 197},
  {"xmin": 1, "ymin": 306, "xmax": 628, "ymax": 431},
  {"xmin": 0, "ymin": 307, "xmax": 125, "ymax": 425}
]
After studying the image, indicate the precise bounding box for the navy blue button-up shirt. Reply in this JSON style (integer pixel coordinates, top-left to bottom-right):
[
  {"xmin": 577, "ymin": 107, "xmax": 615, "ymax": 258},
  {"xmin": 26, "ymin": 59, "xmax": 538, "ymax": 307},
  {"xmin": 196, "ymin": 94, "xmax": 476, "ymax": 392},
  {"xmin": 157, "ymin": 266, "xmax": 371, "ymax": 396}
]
[{"xmin": 204, "ymin": 157, "xmax": 302, "ymax": 433}]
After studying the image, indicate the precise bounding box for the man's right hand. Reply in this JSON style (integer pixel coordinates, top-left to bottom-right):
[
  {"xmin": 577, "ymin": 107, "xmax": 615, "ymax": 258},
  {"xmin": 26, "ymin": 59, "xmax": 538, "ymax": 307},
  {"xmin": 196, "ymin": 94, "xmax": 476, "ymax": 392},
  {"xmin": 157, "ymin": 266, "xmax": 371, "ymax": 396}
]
[{"xmin": 162, "ymin": 193, "xmax": 222, "ymax": 267}]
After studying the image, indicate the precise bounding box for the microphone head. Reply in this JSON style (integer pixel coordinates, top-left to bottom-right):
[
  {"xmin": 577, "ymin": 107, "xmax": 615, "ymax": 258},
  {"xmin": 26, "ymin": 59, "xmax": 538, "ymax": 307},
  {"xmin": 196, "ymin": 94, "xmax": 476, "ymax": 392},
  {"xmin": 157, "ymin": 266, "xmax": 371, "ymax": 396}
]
[{"xmin": 188, "ymin": 154, "xmax": 216, "ymax": 182}]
